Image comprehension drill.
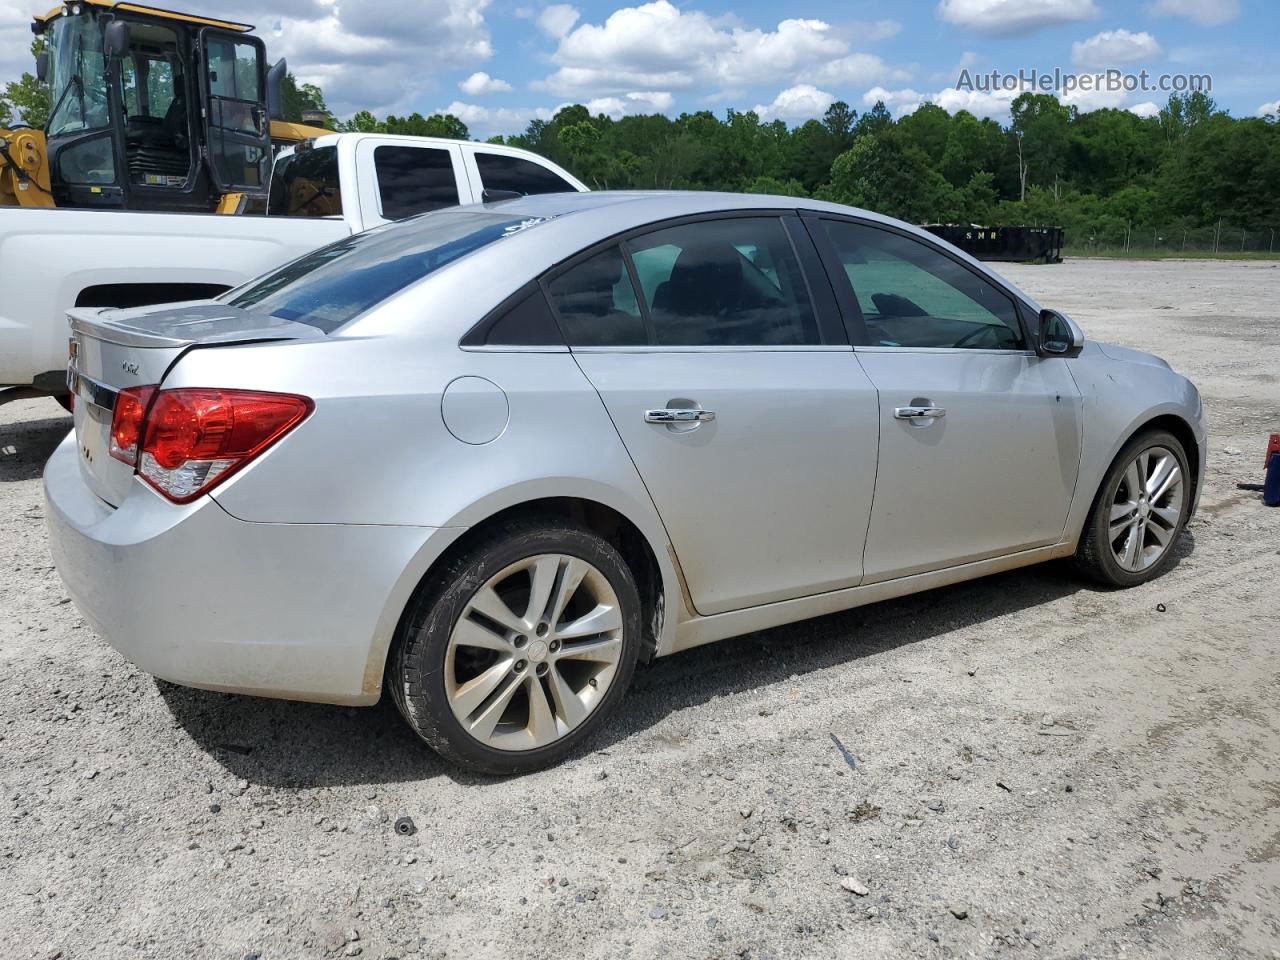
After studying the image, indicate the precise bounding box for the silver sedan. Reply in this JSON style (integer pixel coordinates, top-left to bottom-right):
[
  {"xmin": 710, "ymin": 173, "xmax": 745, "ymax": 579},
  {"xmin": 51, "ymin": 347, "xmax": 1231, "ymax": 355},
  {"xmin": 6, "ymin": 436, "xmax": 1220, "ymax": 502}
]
[{"xmin": 45, "ymin": 192, "xmax": 1205, "ymax": 774}]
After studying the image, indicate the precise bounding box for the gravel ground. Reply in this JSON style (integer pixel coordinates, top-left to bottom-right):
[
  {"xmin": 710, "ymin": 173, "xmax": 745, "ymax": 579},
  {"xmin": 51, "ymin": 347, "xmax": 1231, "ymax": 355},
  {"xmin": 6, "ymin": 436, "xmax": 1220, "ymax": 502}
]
[{"xmin": 3, "ymin": 257, "xmax": 1279, "ymax": 960}]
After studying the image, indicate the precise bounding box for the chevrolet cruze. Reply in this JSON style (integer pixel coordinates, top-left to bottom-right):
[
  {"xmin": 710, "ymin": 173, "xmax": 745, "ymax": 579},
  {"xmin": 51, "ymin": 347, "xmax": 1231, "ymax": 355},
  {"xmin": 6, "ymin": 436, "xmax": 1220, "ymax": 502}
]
[{"xmin": 45, "ymin": 192, "xmax": 1205, "ymax": 774}]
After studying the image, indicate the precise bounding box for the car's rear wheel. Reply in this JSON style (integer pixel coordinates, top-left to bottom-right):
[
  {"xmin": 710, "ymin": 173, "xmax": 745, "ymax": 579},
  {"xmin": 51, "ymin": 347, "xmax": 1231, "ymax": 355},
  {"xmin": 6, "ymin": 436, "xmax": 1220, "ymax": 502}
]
[
  {"xmin": 1076, "ymin": 429, "xmax": 1191, "ymax": 587},
  {"xmin": 390, "ymin": 518, "xmax": 640, "ymax": 775}
]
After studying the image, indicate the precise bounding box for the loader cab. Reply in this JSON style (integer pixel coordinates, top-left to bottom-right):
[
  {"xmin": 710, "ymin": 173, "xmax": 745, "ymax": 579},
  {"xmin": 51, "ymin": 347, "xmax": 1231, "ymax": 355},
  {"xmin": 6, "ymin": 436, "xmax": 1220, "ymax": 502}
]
[{"xmin": 36, "ymin": 1, "xmax": 271, "ymax": 212}]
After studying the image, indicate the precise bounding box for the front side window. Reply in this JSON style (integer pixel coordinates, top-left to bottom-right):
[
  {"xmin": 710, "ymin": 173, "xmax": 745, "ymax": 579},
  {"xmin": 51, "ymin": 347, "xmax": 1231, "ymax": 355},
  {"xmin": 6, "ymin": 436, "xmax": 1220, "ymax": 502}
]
[
  {"xmin": 268, "ymin": 146, "xmax": 342, "ymax": 217},
  {"xmin": 627, "ymin": 217, "xmax": 820, "ymax": 346},
  {"xmin": 374, "ymin": 146, "xmax": 459, "ymax": 219},
  {"xmin": 227, "ymin": 209, "xmax": 548, "ymax": 332},
  {"xmin": 476, "ymin": 152, "xmax": 575, "ymax": 197},
  {"xmin": 821, "ymin": 220, "xmax": 1024, "ymax": 350}
]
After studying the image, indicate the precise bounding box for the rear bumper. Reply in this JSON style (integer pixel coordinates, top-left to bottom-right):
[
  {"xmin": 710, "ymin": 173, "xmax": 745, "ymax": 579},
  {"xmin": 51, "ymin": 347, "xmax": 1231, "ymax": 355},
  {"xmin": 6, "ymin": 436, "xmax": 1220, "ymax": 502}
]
[{"xmin": 43, "ymin": 432, "xmax": 452, "ymax": 705}]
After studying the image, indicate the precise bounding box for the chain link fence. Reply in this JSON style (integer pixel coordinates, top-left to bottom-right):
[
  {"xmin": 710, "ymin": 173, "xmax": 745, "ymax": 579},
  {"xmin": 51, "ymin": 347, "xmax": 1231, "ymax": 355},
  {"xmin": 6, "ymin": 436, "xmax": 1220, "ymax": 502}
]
[{"xmin": 1064, "ymin": 222, "xmax": 1280, "ymax": 256}]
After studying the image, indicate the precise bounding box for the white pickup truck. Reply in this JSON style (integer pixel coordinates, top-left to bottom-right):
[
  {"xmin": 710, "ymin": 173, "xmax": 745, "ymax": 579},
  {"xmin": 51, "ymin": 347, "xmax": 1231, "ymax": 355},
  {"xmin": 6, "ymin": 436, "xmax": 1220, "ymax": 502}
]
[{"xmin": 0, "ymin": 132, "xmax": 585, "ymax": 401}]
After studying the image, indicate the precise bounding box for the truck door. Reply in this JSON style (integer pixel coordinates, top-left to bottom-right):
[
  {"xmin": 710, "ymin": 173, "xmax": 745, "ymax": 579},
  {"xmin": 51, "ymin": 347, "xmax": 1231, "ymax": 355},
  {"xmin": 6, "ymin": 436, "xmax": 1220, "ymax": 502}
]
[{"xmin": 198, "ymin": 28, "xmax": 271, "ymax": 195}]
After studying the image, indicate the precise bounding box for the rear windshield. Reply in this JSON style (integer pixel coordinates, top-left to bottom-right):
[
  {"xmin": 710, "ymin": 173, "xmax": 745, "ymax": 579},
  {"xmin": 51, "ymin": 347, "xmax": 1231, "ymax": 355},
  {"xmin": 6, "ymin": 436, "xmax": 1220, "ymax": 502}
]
[
  {"xmin": 268, "ymin": 146, "xmax": 342, "ymax": 218},
  {"xmin": 225, "ymin": 209, "xmax": 557, "ymax": 333}
]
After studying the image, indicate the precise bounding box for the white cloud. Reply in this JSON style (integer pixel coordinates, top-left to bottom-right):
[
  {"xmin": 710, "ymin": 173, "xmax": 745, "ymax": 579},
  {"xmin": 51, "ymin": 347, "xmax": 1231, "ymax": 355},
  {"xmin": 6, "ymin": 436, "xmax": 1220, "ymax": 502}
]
[
  {"xmin": 459, "ymin": 71, "xmax": 512, "ymax": 95},
  {"xmin": 538, "ymin": 2, "xmax": 899, "ymax": 101},
  {"xmin": 799, "ymin": 53, "xmax": 908, "ymax": 90},
  {"xmin": 1129, "ymin": 101, "xmax": 1161, "ymax": 118},
  {"xmin": 252, "ymin": 0, "xmax": 496, "ymax": 115},
  {"xmin": 1258, "ymin": 100, "xmax": 1280, "ymax": 118},
  {"xmin": 1060, "ymin": 73, "xmax": 1129, "ymax": 112},
  {"xmin": 713, "ymin": 19, "xmax": 846, "ymax": 89},
  {"xmin": 440, "ymin": 100, "xmax": 558, "ymax": 135},
  {"xmin": 537, "ymin": 4, "xmax": 581, "ymax": 38},
  {"xmin": 1148, "ymin": 0, "xmax": 1240, "ymax": 27},
  {"xmin": 937, "ymin": 0, "xmax": 1099, "ymax": 35},
  {"xmin": 862, "ymin": 86, "xmax": 928, "ymax": 113},
  {"xmin": 752, "ymin": 84, "xmax": 837, "ymax": 121},
  {"xmin": 626, "ymin": 90, "xmax": 675, "ymax": 111},
  {"xmin": 1072, "ymin": 29, "xmax": 1163, "ymax": 67}
]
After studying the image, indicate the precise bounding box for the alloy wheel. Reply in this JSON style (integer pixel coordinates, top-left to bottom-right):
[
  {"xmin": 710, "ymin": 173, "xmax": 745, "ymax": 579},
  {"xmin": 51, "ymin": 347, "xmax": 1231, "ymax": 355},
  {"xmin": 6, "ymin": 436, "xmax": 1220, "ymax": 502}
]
[
  {"xmin": 1107, "ymin": 445, "xmax": 1184, "ymax": 572},
  {"xmin": 444, "ymin": 553, "xmax": 624, "ymax": 751}
]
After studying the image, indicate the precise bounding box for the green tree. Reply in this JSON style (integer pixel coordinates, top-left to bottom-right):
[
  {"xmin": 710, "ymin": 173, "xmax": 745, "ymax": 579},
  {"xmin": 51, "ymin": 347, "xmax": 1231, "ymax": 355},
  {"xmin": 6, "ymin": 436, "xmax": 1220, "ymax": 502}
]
[
  {"xmin": 2, "ymin": 38, "xmax": 51, "ymax": 129},
  {"xmin": 278, "ymin": 72, "xmax": 334, "ymax": 127}
]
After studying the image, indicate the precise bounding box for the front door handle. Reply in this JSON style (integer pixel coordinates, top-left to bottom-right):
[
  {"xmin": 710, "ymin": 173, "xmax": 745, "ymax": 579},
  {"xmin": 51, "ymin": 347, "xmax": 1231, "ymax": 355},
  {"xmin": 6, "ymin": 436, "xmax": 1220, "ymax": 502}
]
[
  {"xmin": 645, "ymin": 408, "xmax": 716, "ymax": 424},
  {"xmin": 894, "ymin": 405, "xmax": 946, "ymax": 420}
]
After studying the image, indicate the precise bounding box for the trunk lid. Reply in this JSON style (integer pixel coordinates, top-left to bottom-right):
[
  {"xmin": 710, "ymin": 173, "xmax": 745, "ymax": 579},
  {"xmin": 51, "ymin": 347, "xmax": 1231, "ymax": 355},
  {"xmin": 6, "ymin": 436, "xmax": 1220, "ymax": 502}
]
[{"xmin": 67, "ymin": 302, "xmax": 323, "ymax": 507}]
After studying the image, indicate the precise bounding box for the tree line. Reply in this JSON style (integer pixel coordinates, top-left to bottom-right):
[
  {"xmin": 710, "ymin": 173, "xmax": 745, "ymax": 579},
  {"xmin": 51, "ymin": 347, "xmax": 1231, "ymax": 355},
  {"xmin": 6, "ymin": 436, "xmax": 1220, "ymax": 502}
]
[{"xmin": 6, "ymin": 45, "xmax": 1278, "ymax": 248}]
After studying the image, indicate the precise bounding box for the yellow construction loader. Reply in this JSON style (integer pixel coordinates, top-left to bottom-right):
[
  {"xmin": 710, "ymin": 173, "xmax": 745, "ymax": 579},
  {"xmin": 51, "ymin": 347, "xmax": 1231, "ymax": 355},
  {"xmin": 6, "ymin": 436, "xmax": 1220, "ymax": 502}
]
[{"xmin": 0, "ymin": 1, "xmax": 330, "ymax": 214}]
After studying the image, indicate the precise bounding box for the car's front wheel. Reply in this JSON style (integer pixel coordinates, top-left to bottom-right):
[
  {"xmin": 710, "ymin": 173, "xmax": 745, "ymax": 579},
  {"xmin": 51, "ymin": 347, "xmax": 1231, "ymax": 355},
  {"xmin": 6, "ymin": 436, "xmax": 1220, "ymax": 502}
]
[
  {"xmin": 1076, "ymin": 429, "xmax": 1191, "ymax": 587},
  {"xmin": 390, "ymin": 518, "xmax": 641, "ymax": 775}
]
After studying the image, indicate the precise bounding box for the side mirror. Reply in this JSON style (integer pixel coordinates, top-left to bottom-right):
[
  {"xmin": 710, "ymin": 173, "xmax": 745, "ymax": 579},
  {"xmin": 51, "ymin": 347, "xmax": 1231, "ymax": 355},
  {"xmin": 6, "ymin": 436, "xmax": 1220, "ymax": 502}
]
[
  {"xmin": 1038, "ymin": 308, "xmax": 1084, "ymax": 358},
  {"xmin": 266, "ymin": 58, "xmax": 287, "ymax": 122},
  {"xmin": 34, "ymin": 51, "xmax": 48, "ymax": 83},
  {"xmin": 103, "ymin": 19, "xmax": 130, "ymax": 59}
]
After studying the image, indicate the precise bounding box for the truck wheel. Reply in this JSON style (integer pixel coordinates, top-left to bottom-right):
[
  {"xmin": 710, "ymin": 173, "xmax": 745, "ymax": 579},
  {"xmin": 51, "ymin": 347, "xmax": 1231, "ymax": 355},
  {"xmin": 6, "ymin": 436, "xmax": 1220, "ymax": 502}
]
[{"xmin": 390, "ymin": 517, "xmax": 641, "ymax": 775}]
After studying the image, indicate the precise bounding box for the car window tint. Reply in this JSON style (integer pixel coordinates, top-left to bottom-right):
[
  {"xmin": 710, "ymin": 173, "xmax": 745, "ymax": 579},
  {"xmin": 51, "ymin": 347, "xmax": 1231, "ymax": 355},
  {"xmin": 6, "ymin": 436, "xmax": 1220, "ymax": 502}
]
[
  {"xmin": 626, "ymin": 217, "xmax": 820, "ymax": 346},
  {"xmin": 267, "ymin": 146, "xmax": 342, "ymax": 217},
  {"xmin": 545, "ymin": 246, "xmax": 647, "ymax": 347},
  {"xmin": 475, "ymin": 152, "xmax": 576, "ymax": 196},
  {"xmin": 227, "ymin": 209, "xmax": 551, "ymax": 333},
  {"xmin": 374, "ymin": 145, "xmax": 459, "ymax": 219},
  {"xmin": 821, "ymin": 220, "xmax": 1023, "ymax": 350}
]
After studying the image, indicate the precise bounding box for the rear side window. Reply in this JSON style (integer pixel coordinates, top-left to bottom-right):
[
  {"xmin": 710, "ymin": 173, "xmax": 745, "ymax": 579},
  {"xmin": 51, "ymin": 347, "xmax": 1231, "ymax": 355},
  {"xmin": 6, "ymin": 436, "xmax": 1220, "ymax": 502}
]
[
  {"xmin": 476, "ymin": 152, "xmax": 576, "ymax": 197},
  {"xmin": 227, "ymin": 209, "xmax": 555, "ymax": 332},
  {"xmin": 627, "ymin": 217, "xmax": 820, "ymax": 346},
  {"xmin": 268, "ymin": 146, "xmax": 342, "ymax": 217},
  {"xmin": 375, "ymin": 146, "xmax": 459, "ymax": 219},
  {"xmin": 545, "ymin": 246, "xmax": 647, "ymax": 347}
]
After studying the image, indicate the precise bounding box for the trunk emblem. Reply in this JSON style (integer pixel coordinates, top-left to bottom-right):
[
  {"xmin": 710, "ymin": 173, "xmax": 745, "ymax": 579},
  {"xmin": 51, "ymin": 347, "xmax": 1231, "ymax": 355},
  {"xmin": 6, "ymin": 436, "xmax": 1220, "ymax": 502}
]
[
  {"xmin": 122, "ymin": 361, "xmax": 140, "ymax": 376},
  {"xmin": 82, "ymin": 446, "xmax": 93, "ymax": 463}
]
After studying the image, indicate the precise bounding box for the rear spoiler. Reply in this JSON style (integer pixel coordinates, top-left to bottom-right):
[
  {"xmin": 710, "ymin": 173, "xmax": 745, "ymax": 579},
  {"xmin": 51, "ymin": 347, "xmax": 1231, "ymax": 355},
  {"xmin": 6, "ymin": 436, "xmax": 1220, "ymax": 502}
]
[{"xmin": 68, "ymin": 304, "xmax": 326, "ymax": 349}]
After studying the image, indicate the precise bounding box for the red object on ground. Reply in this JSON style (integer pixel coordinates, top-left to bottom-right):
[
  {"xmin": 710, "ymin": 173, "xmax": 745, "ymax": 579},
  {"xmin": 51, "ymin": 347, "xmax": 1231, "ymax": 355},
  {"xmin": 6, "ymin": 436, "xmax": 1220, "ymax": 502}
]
[{"xmin": 1267, "ymin": 433, "xmax": 1280, "ymax": 467}]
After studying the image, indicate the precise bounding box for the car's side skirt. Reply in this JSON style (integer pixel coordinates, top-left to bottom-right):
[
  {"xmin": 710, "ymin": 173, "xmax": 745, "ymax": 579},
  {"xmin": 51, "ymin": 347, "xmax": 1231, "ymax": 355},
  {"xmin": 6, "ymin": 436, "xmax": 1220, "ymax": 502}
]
[{"xmin": 665, "ymin": 540, "xmax": 1077, "ymax": 655}]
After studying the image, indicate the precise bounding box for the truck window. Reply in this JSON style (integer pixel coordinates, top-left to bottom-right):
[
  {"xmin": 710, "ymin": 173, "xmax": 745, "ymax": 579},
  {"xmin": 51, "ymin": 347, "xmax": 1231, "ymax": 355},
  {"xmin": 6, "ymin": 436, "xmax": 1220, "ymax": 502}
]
[
  {"xmin": 475, "ymin": 153, "xmax": 575, "ymax": 196},
  {"xmin": 374, "ymin": 146, "xmax": 459, "ymax": 219},
  {"xmin": 267, "ymin": 146, "xmax": 342, "ymax": 217}
]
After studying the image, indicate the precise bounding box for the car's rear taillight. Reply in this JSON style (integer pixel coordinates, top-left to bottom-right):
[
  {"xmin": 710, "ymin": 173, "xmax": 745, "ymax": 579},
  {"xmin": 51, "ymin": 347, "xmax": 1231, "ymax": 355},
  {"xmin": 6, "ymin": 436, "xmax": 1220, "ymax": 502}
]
[
  {"xmin": 117, "ymin": 388, "xmax": 311, "ymax": 503},
  {"xmin": 109, "ymin": 385, "xmax": 156, "ymax": 465}
]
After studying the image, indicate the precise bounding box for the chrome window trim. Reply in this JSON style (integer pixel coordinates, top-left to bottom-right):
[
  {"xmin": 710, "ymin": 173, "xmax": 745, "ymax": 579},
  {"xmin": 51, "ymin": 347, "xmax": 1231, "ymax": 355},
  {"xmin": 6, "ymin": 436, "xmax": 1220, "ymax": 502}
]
[
  {"xmin": 457, "ymin": 344, "xmax": 570, "ymax": 354},
  {"xmin": 854, "ymin": 346, "xmax": 1037, "ymax": 357},
  {"xmin": 568, "ymin": 344, "xmax": 854, "ymax": 355}
]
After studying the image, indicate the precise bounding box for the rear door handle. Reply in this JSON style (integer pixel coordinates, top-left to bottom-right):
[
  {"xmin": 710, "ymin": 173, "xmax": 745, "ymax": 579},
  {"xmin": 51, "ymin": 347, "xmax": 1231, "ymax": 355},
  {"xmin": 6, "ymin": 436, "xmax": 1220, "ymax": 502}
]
[
  {"xmin": 645, "ymin": 408, "xmax": 716, "ymax": 424},
  {"xmin": 894, "ymin": 405, "xmax": 946, "ymax": 420}
]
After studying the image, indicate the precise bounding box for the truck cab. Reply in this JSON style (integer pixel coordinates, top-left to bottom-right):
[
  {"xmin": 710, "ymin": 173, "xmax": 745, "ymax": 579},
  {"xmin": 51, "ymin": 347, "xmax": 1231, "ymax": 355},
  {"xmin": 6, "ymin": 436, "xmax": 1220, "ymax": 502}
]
[
  {"xmin": 268, "ymin": 134, "xmax": 588, "ymax": 226},
  {"xmin": 34, "ymin": 1, "xmax": 275, "ymax": 212}
]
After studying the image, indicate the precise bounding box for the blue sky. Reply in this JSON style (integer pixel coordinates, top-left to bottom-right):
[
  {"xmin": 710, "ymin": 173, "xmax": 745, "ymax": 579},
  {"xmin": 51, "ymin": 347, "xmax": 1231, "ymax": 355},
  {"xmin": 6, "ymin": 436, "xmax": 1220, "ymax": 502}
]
[{"xmin": 2, "ymin": 0, "xmax": 1276, "ymax": 136}]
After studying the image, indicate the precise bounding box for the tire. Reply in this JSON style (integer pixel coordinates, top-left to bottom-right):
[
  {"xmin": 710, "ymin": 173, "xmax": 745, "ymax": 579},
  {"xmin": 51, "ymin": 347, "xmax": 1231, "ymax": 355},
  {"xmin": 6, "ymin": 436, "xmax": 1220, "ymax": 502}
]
[
  {"xmin": 1075, "ymin": 429, "xmax": 1191, "ymax": 587},
  {"xmin": 390, "ymin": 517, "xmax": 641, "ymax": 775}
]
